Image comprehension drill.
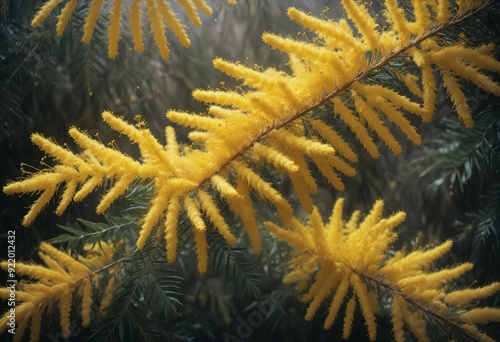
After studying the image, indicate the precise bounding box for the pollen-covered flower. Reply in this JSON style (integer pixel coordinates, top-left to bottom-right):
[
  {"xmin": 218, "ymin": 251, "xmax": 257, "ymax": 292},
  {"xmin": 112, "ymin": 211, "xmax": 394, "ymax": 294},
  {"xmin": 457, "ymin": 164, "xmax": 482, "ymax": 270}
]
[{"xmin": 265, "ymin": 199, "xmax": 500, "ymax": 341}]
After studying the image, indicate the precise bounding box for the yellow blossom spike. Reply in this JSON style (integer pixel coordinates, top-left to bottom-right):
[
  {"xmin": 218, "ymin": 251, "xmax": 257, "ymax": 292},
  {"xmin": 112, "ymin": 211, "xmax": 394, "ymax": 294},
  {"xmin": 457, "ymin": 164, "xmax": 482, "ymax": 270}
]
[
  {"xmin": 69, "ymin": 128, "xmax": 136, "ymax": 172},
  {"xmin": 81, "ymin": 279, "xmax": 93, "ymax": 326},
  {"xmin": 357, "ymin": 84, "xmax": 427, "ymax": 118},
  {"xmin": 341, "ymin": 0, "xmax": 379, "ymax": 50},
  {"xmin": 197, "ymin": 190, "xmax": 237, "ymax": 244},
  {"xmin": 157, "ymin": 0, "xmax": 190, "ymax": 47},
  {"xmin": 108, "ymin": 0, "xmax": 123, "ymax": 59},
  {"xmin": 32, "ymin": 0, "xmax": 64, "ymax": 27},
  {"xmin": 442, "ymin": 59, "xmax": 500, "ymax": 97},
  {"xmin": 324, "ymin": 276, "xmax": 350, "ymax": 329},
  {"xmin": 264, "ymin": 220, "xmax": 309, "ymax": 251},
  {"xmin": 232, "ymin": 160, "xmax": 293, "ymax": 224},
  {"xmin": 165, "ymin": 196, "xmax": 181, "ymax": 262},
  {"xmin": 287, "ymin": 7, "xmax": 365, "ymax": 56},
  {"xmin": 382, "ymin": 240, "xmax": 453, "ymax": 279},
  {"xmin": 165, "ymin": 126, "xmax": 180, "ymax": 156},
  {"xmin": 56, "ymin": 0, "xmax": 77, "ymax": 36},
  {"xmin": 192, "ymin": 0, "xmax": 213, "ymax": 16},
  {"xmin": 210, "ymin": 174, "xmax": 241, "ymax": 200},
  {"xmin": 59, "ymin": 286, "xmax": 72, "ymax": 337},
  {"xmin": 409, "ymin": 48, "xmax": 436, "ymax": 121},
  {"xmin": 37, "ymin": 253, "xmax": 68, "ymax": 275},
  {"xmin": 229, "ymin": 177, "xmax": 261, "ymax": 253},
  {"xmin": 40, "ymin": 242, "xmax": 90, "ymax": 274},
  {"xmin": 137, "ymin": 178, "xmax": 197, "ymax": 249},
  {"xmin": 326, "ymin": 198, "xmax": 345, "ymax": 245},
  {"xmin": 459, "ymin": 308, "xmax": 500, "ymax": 325},
  {"xmin": 96, "ymin": 173, "xmax": 135, "ymax": 213},
  {"xmin": 400, "ymin": 304, "xmax": 429, "ymax": 341},
  {"xmin": 445, "ymin": 282, "xmax": 500, "ymax": 306},
  {"xmin": 332, "ymin": 98, "xmax": 380, "ymax": 158},
  {"xmin": 342, "ymin": 296, "xmax": 357, "ymax": 339},
  {"xmin": 310, "ymin": 154, "xmax": 346, "ymax": 191},
  {"xmin": 213, "ymin": 59, "xmax": 274, "ymax": 90},
  {"xmin": 437, "ymin": 45, "xmax": 500, "ymax": 72},
  {"xmin": 55, "ymin": 180, "xmax": 77, "ymax": 215},
  {"xmin": 30, "ymin": 310, "xmax": 42, "ymax": 342},
  {"xmin": 184, "ymin": 195, "xmax": 206, "ymax": 232},
  {"xmin": 437, "ymin": 0, "xmax": 452, "ymax": 24},
  {"xmin": 263, "ymin": 34, "xmax": 350, "ymax": 84},
  {"xmin": 412, "ymin": 0, "xmax": 433, "ymax": 35},
  {"xmin": 74, "ymin": 175, "xmax": 103, "ymax": 202},
  {"xmin": 384, "ymin": 0, "xmax": 411, "ymax": 42},
  {"xmin": 398, "ymin": 263, "xmax": 474, "ymax": 290},
  {"xmin": 353, "ymin": 92, "xmax": 402, "ymax": 155},
  {"xmin": 310, "ymin": 207, "xmax": 330, "ymax": 256},
  {"xmin": 168, "ymin": 110, "xmax": 224, "ymax": 131},
  {"xmin": 364, "ymin": 93, "xmax": 422, "ymax": 145},
  {"xmin": 351, "ymin": 273, "xmax": 377, "ymax": 340},
  {"xmin": 391, "ymin": 298, "xmax": 405, "ymax": 342},
  {"xmin": 188, "ymin": 131, "xmax": 209, "ymax": 143},
  {"xmin": 305, "ymin": 272, "xmax": 338, "ymax": 320},
  {"xmin": 288, "ymin": 171, "xmax": 314, "ymax": 214},
  {"xmin": 272, "ymin": 129, "xmax": 336, "ymax": 157},
  {"xmin": 24, "ymin": 186, "xmax": 57, "ymax": 226},
  {"xmin": 284, "ymin": 145, "xmax": 319, "ymax": 195},
  {"xmin": 31, "ymin": 133, "xmax": 82, "ymax": 166},
  {"xmin": 301, "ymin": 263, "xmax": 332, "ymax": 303},
  {"xmin": 177, "ymin": 0, "xmax": 203, "ymax": 27},
  {"xmin": 194, "ymin": 229, "xmax": 208, "ymax": 273},
  {"xmin": 193, "ymin": 90, "xmax": 252, "ymax": 109},
  {"xmin": 82, "ymin": 0, "xmax": 105, "ymax": 44},
  {"xmin": 146, "ymin": 0, "xmax": 169, "ymax": 59},
  {"xmin": 99, "ymin": 276, "xmax": 117, "ymax": 316},
  {"xmin": 250, "ymin": 143, "xmax": 299, "ymax": 174},
  {"xmin": 129, "ymin": 0, "xmax": 144, "ymax": 52},
  {"xmin": 359, "ymin": 200, "xmax": 384, "ymax": 234},
  {"xmin": 310, "ymin": 119, "xmax": 358, "ymax": 162}
]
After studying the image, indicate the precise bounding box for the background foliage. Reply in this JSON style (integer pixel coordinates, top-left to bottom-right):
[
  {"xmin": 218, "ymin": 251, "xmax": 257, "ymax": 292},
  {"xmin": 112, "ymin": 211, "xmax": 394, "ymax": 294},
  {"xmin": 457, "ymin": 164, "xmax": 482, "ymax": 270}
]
[{"xmin": 1, "ymin": 0, "xmax": 499, "ymax": 340}]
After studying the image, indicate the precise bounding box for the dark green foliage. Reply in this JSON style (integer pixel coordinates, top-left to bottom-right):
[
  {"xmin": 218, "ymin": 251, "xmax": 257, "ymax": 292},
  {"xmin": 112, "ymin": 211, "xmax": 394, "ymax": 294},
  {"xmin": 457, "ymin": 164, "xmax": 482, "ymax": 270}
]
[
  {"xmin": 210, "ymin": 234, "xmax": 262, "ymax": 299},
  {"xmin": 89, "ymin": 246, "xmax": 186, "ymax": 342},
  {"xmin": 53, "ymin": 215, "xmax": 138, "ymax": 249}
]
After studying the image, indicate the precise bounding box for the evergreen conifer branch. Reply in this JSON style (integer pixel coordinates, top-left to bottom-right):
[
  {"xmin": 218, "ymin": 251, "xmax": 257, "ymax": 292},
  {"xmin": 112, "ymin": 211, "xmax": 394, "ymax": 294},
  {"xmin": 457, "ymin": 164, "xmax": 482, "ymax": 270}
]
[
  {"xmin": 264, "ymin": 198, "xmax": 500, "ymax": 341},
  {"xmin": 31, "ymin": 0, "xmax": 237, "ymax": 59},
  {"xmin": 4, "ymin": 0, "xmax": 500, "ymax": 274},
  {"xmin": 90, "ymin": 240, "xmax": 183, "ymax": 341},
  {"xmin": 0, "ymin": 241, "xmax": 124, "ymax": 342}
]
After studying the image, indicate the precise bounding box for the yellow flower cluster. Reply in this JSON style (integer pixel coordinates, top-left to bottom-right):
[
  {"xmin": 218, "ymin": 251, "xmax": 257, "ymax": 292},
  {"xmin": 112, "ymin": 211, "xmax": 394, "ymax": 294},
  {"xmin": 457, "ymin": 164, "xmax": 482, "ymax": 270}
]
[
  {"xmin": 31, "ymin": 0, "xmax": 236, "ymax": 58},
  {"xmin": 265, "ymin": 199, "xmax": 500, "ymax": 341},
  {"xmin": 0, "ymin": 242, "xmax": 119, "ymax": 342}
]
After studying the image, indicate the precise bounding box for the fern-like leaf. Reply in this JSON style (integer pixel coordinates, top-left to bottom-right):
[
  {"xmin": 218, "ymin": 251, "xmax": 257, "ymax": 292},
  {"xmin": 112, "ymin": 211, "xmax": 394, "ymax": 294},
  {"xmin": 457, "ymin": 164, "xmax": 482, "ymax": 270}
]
[
  {"xmin": 210, "ymin": 233, "xmax": 261, "ymax": 298},
  {"xmin": 52, "ymin": 214, "xmax": 138, "ymax": 250},
  {"xmin": 90, "ymin": 243, "xmax": 184, "ymax": 341}
]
